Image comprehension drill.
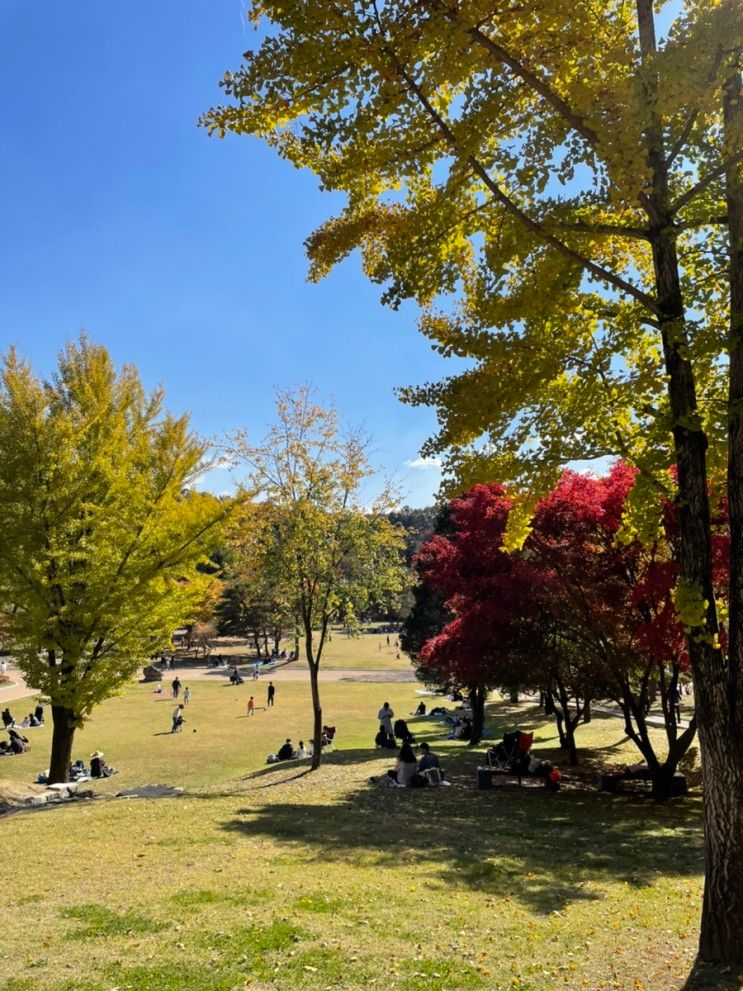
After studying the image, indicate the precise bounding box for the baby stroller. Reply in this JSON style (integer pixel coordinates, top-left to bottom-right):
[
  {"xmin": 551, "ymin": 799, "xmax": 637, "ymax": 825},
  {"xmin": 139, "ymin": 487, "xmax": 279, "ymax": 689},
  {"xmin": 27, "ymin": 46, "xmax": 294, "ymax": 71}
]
[{"xmin": 487, "ymin": 729, "xmax": 533, "ymax": 773}]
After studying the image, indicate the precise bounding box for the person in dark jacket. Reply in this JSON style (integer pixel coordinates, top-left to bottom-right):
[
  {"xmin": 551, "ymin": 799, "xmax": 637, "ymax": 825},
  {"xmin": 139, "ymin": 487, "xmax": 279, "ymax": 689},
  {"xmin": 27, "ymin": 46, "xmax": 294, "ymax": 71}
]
[{"xmin": 277, "ymin": 738, "xmax": 294, "ymax": 760}]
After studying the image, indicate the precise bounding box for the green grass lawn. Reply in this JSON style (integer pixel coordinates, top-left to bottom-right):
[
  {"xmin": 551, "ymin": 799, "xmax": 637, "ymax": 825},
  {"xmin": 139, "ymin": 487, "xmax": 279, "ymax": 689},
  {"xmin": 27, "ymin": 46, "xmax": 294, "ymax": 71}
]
[{"xmin": 0, "ymin": 644, "xmax": 735, "ymax": 991}]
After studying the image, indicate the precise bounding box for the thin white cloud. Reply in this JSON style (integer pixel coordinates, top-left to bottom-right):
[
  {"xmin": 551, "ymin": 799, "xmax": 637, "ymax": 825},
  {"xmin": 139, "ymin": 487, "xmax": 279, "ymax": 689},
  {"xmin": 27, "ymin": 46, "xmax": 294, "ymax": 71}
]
[{"xmin": 405, "ymin": 456, "xmax": 442, "ymax": 470}]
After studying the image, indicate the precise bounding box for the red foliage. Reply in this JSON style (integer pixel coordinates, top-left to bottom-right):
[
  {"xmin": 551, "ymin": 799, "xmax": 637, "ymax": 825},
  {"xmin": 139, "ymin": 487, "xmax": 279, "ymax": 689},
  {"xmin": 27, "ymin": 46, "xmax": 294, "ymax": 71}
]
[
  {"xmin": 416, "ymin": 484, "xmax": 541, "ymax": 688},
  {"xmin": 530, "ymin": 462, "xmax": 689, "ymax": 674},
  {"xmin": 416, "ymin": 462, "xmax": 730, "ymax": 693}
]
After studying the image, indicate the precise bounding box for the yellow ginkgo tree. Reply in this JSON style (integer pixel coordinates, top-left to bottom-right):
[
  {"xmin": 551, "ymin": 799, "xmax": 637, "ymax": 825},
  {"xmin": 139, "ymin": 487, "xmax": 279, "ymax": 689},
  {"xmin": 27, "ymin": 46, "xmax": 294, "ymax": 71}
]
[
  {"xmin": 0, "ymin": 338, "xmax": 229, "ymax": 783},
  {"xmin": 204, "ymin": 0, "xmax": 742, "ymax": 964}
]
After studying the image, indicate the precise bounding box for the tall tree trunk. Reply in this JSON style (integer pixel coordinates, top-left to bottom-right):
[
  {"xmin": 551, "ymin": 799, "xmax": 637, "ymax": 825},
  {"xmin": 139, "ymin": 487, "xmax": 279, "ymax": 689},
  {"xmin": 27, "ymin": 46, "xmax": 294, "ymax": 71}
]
[
  {"xmin": 304, "ymin": 617, "xmax": 324, "ymax": 770},
  {"xmin": 552, "ymin": 673, "xmax": 579, "ymax": 765},
  {"xmin": 583, "ymin": 698, "xmax": 592, "ymax": 724},
  {"xmin": 636, "ymin": 0, "xmax": 740, "ymax": 960},
  {"xmin": 308, "ymin": 658, "xmax": 322, "ymax": 770},
  {"xmin": 468, "ymin": 683, "xmax": 485, "ymax": 745},
  {"xmin": 698, "ymin": 63, "xmax": 743, "ymax": 964},
  {"xmin": 49, "ymin": 705, "xmax": 77, "ymax": 784}
]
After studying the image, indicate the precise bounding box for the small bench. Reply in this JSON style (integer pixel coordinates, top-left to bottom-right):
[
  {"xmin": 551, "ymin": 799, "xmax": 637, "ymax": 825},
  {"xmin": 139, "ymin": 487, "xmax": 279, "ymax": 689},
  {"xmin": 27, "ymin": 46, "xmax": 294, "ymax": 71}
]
[{"xmin": 597, "ymin": 770, "xmax": 687, "ymax": 795}]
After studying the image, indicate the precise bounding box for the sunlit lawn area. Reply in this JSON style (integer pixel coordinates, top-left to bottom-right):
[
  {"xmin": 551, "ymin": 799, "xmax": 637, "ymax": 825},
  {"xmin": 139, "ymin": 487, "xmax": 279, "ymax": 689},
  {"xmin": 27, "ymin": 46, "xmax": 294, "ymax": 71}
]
[{"xmin": 0, "ymin": 642, "xmax": 732, "ymax": 991}]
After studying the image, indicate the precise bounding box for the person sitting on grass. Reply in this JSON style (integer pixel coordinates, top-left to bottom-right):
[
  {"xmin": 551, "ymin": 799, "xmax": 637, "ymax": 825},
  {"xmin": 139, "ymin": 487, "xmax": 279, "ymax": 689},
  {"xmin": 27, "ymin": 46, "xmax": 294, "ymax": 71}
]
[
  {"xmin": 417, "ymin": 742, "xmax": 440, "ymax": 773},
  {"xmin": 34, "ymin": 704, "xmax": 44, "ymax": 724},
  {"xmin": 90, "ymin": 750, "xmax": 117, "ymax": 778},
  {"xmin": 393, "ymin": 718, "xmax": 415, "ymax": 743},
  {"xmin": 2, "ymin": 707, "xmax": 14, "ymax": 728},
  {"xmin": 277, "ymin": 738, "xmax": 294, "ymax": 761},
  {"xmin": 8, "ymin": 727, "xmax": 29, "ymax": 753},
  {"xmin": 375, "ymin": 727, "xmax": 396, "ymax": 749},
  {"xmin": 68, "ymin": 759, "xmax": 88, "ymax": 781},
  {"xmin": 386, "ymin": 742, "xmax": 418, "ymax": 787}
]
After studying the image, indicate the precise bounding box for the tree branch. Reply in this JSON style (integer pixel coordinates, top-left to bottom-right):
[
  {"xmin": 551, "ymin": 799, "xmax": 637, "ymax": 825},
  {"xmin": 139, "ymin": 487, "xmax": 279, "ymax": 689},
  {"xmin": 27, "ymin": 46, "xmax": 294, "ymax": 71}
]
[
  {"xmin": 546, "ymin": 220, "xmax": 650, "ymax": 240},
  {"xmin": 393, "ymin": 59, "xmax": 658, "ymax": 311},
  {"xmin": 466, "ymin": 24, "xmax": 602, "ymax": 155},
  {"xmin": 672, "ymin": 151, "xmax": 743, "ymax": 215}
]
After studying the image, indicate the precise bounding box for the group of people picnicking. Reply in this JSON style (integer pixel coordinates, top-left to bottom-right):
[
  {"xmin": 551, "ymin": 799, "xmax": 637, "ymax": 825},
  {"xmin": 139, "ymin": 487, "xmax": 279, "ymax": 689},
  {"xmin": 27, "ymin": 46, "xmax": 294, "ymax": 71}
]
[
  {"xmin": 266, "ymin": 725, "xmax": 336, "ymax": 763},
  {"xmin": 373, "ymin": 700, "xmax": 446, "ymax": 787},
  {"xmin": 0, "ymin": 704, "xmax": 45, "ymax": 756},
  {"xmin": 36, "ymin": 751, "xmax": 118, "ymax": 784},
  {"xmin": 2, "ymin": 700, "xmax": 116, "ymax": 779}
]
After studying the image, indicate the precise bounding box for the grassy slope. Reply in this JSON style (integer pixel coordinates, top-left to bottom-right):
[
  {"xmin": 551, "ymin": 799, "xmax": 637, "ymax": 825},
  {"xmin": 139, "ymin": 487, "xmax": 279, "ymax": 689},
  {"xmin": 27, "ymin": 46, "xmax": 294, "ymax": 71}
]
[{"xmin": 0, "ymin": 636, "xmax": 736, "ymax": 991}]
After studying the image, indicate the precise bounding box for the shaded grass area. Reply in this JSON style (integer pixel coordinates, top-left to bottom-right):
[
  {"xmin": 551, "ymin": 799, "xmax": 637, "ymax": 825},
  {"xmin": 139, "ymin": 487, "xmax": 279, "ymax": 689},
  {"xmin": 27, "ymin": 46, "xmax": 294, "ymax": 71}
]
[{"xmin": 0, "ymin": 649, "xmax": 725, "ymax": 991}]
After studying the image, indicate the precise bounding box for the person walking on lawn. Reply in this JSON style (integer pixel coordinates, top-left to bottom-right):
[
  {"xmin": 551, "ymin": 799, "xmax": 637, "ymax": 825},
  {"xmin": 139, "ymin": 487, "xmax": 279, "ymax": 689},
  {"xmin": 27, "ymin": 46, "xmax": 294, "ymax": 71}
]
[
  {"xmin": 247, "ymin": 696, "xmax": 255, "ymax": 716},
  {"xmin": 172, "ymin": 676, "xmax": 181, "ymax": 699},
  {"xmin": 267, "ymin": 682, "xmax": 275, "ymax": 707}
]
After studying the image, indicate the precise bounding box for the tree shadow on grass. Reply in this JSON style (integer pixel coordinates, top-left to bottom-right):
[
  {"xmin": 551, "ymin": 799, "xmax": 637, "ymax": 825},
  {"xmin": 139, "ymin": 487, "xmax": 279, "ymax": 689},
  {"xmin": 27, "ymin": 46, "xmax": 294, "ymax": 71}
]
[
  {"xmin": 250, "ymin": 768, "xmax": 313, "ymax": 789},
  {"xmin": 233, "ymin": 746, "xmax": 406, "ymax": 785},
  {"xmin": 219, "ymin": 776, "xmax": 704, "ymax": 917},
  {"xmin": 679, "ymin": 960, "xmax": 743, "ymax": 991}
]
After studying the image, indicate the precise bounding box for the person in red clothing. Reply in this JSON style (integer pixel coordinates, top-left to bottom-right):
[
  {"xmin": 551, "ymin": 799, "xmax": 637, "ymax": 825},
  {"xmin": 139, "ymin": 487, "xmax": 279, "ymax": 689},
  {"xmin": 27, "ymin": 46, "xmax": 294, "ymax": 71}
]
[{"xmin": 247, "ymin": 696, "xmax": 255, "ymax": 716}]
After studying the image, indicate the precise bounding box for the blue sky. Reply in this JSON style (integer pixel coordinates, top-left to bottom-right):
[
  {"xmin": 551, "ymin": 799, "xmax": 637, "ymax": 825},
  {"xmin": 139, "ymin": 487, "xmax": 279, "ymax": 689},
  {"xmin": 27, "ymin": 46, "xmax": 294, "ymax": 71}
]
[{"xmin": 0, "ymin": 1, "xmax": 448, "ymax": 506}]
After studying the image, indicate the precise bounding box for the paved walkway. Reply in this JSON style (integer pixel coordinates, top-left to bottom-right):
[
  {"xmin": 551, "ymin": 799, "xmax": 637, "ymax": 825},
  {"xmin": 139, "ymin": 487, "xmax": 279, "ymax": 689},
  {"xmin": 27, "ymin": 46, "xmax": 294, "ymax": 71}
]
[
  {"xmin": 0, "ymin": 669, "xmax": 37, "ymax": 705},
  {"xmin": 168, "ymin": 664, "xmax": 417, "ymax": 683},
  {"xmin": 593, "ymin": 703, "xmax": 693, "ymax": 731}
]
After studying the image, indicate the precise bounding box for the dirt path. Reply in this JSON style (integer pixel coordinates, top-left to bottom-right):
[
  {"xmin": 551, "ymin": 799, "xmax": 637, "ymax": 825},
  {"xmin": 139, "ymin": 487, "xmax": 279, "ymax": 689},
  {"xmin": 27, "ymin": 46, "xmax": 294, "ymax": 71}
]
[
  {"xmin": 169, "ymin": 664, "xmax": 417, "ymax": 684},
  {"xmin": 0, "ymin": 668, "xmax": 36, "ymax": 705},
  {"xmin": 0, "ymin": 662, "xmax": 417, "ymax": 705}
]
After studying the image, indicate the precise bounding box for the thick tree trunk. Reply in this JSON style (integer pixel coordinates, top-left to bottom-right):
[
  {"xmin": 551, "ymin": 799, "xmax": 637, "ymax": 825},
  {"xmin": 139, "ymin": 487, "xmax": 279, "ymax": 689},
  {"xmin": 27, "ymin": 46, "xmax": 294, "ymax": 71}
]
[
  {"xmin": 699, "ymin": 753, "xmax": 743, "ymax": 960},
  {"xmin": 49, "ymin": 706, "xmax": 77, "ymax": 784},
  {"xmin": 563, "ymin": 718, "xmax": 578, "ymax": 766},
  {"xmin": 508, "ymin": 685, "xmax": 519, "ymax": 703},
  {"xmin": 636, "ymin": 0, "xmax": 741, "ymax": 961},
  {"xmin": 697, "ymin": 65, "xmax": 743, "ymax": 964}
]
